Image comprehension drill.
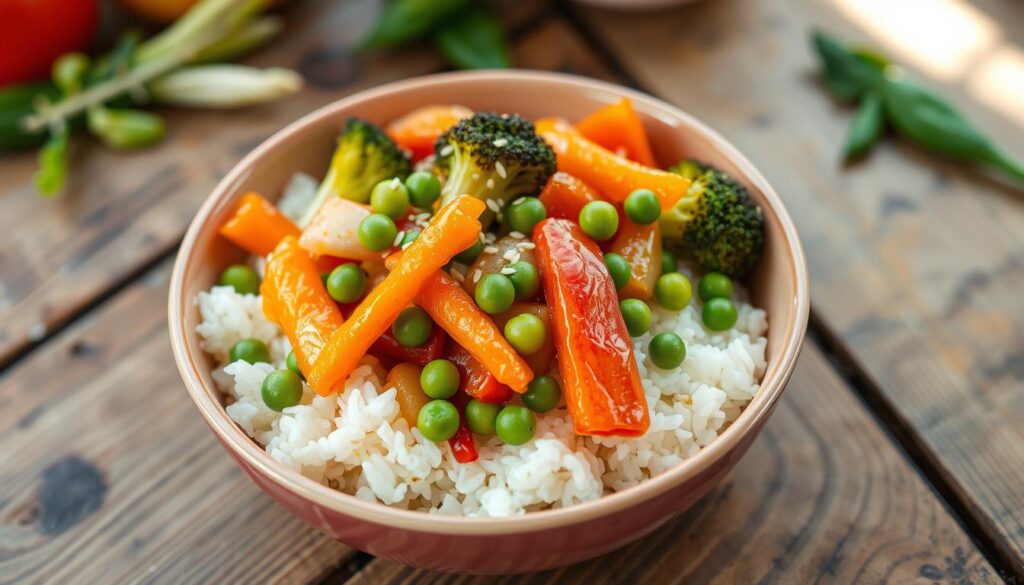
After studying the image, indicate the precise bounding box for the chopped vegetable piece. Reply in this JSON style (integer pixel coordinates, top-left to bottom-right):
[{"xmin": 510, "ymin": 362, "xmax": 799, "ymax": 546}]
[
  {"xmin": 475, "ymin": 273, "xmax": 515, "ymax": 315},
  {"xmin": 702, "ymin": 297, "xmax": 738, "ymax": 331},
  {"xmin": 230, "ymin": 338, "xmax": 270, "ymax": 365},
  {"xmin": 385, "ymin": 253, "xmax": 534, "ymax": 393},
  {"xmin": 697, "ymin": 272, "xmax": 735, "ymax": 301},
  {"xmin": 261, "ymin": 369, "xmax": 304, "ymax": 411},
  {"xmin": 406, "ymin": 171, "xmax": 442, "ymax": 208},
  {"xmin": 358, "ymin": 213, "xmax": 398, "ymax": 252},
  {"xmin": 534, "ymin": 219, "xmax": 649, "ymax": 437},
  {"xmin": 299, "ymin": 197, "xmax": 384, "ymax": 262},
  {"xmin": 261, "ymin": 236, "xmax": 345, "ymax": 380},
  {"xmin": 649, "ymin": 332, "xmax": 686, "ymax": 369},
  {"xmin": 417, "ymin": 399, "xmax": 460, "ymax": 442},
  {"xmin": 654, "ymin": 272, "xmax": 693, "ymax": 311},
  {"xmin": 219, "ymin": 192, "xmax": 300, "ymax": 257},
  {"xmin": 386, "ymin": 104, "xmax": 473, "ymax": 162},
  {"xmin": 447, "ymin": 393, "xmax": 479, "ymax": 463},
  {"xmin": 503, "ymin": 313, "xmax": 546, "ymax": 356},
  {"xmin": 219, "ymin": 264, "xmax": 260, "ymax": 295},
  {"xmin": 507, "ymin": 261, "xmax": 540, "ymax": 301},
  {"xmin": 623, "ymin": 189, "xmax": 661, "ymax": 225},
  {"xmin": 447, "ymin": 343, "xmax": 515, "ymax": 403},
  {"xmin": 578, "ymin": 200, "xmax": 619, "ymax": 241},
  {"xmin": 308, "ymin": 195, "xmax": 485, "ymax": 395},
  {"xmin": 609, "ymin": 221, "xmax": 663, "ymax": 300},
  {"xmin": 536, "ymin": 118, "xmax": 689, "ymax": 211},
  {"xmin": 603, "ymin": 253, "xmax": 631, "ymax": 290},
  {"xmin": 538, "ymin": 171, "xmax": 601, "ymax": 221},
  {"xmin": 506, "ymin": 196, "xmax": 547, "ymax": 234},
  {"xmin": 495, "ymin": 405, "xmax": 535, "ymax": 445},
  {"xmin": 370, "ymin": 178, "xmax": 411, "ymax": 219},
  {"xmin": 522, "ymin": 375, "xmax": 561, "ymax": 413},
  {"xmin": 392, "ymin": 306, "xmax": 434, "ymax": 347},
  {"xmin": 461, "ymin": 235, "xmax": 537, "ymax": 298},
  {"xmin": 465, "ymin": 399, "xmax": 500, "ymax": 435},
  {"xmin": 619, "ymin": 299, "xmax": 652, "ymax": 337},
  {"xmin": 421, "ymin": 359, "xmax": 460, "ymax": 399},
  {"xmin": 326, "ymin": 263, "xmax": 367, "ymax": 303},
  {"xmin": 371, "ymin": 324, "xmax": 446, "ymax": 365},
  {"xmin": 491, "ymin": 302, "xmax": 555, "ymax": 375},
  {"xmin": 387, "ymin": 362, "xmax": 429, "ymax": 427},
  {"xmin": 286, "ymin": 350, "xmax": 305, "ymax": 381},
  {"xmin": 574, "ymin": 98, "xmax": 657, "ymax": 167}
]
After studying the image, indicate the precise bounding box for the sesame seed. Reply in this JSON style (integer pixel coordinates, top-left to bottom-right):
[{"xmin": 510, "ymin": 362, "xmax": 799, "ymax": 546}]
[
  {"xmin": 486, "ymin": 178, "xmax": 495, "ymax": 190},
  {"xmin": 493, "ymin": 138, "xmax": 508, "ymax": 147},
  {"xmin": 401, "ymin": 241, "xmax": 413, "ymax": 250},
  {"xmin": 500, "ymin": 267, "xmax": 516, "ymax": 275},
  {"xmin": 509, "ymin": 231, "xmax": 525, "ymax": 239},
  {"xmin": 473, "ymin": 269, "xmax": 482, "ymax": 283},
  {"xmin": 518, "ymin": 241, "xmax": 536, "ymax": 250},
  {"xmin": 485, "ymin": 199, "xmax": 500, "ymax": 212},
  {"xmin": 393, "ymin": 231, "xmax": 405, "ymax": 247},
  {"xmin": 472, "ymin": 172, "xmax": 480, "ymax": 180},
  {"xmin": 483, "ymin": 245, "xmax": 499, "ymax": 255},
  {"xmin": 502, "ymin": 250, "xmax": 517, "ymax": 261},
  {"xmin": 495, "ymin": 162, "xmax": 507, "ymax": 179},
  {"xmin": 440, "ymin": 144, "xmax": 454, "ymax": 157},
  {"xmin": 451, "ymin": 270, "xmax": 465, "ymax": 282}
]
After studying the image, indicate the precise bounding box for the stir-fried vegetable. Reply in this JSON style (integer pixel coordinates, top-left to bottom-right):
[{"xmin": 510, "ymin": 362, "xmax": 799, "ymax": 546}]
[
  {"xmin": 371, "ymin": 325, "xmax": 446, "ymax": 365},
  {"xmin": 446, "ymin": 393, "xmax": 479, "ymax": 463},
  {"xmin": 387, "ymin": 362, "xmax": 430, "ymax": 427},
  {"xmin": 219, "ymin": 192, "xmax": 300, "ymax": 256},
  {"xmin": 308, "ymin": 195, "xmax": 485, "ymax": 395},
  {"xmin": 608, "ymin": 221, "xmax": 663, "ymax": 300},
  {"xmin": 574, "ymin": 98, "xmax": 656, "ymax": 167},
  {"xmin": 535, "ymin": 118, "xmax": 688, "ymax": 211},
  {"xmin": 534, "ymin": 219, "xmax": 649, "ymax": 437},
  {"xmin": 447, "ymin": 344, "xmax": 514, "ymax": 403},
  {"xmin": 260, "ymin": 236, "xmax": 345, "ymax": 379},
  {"xmin": 491, "ymin": 302, "xmax": 555, "ymax": 375},
  {"xmin": 538, "ymin": 171, "xmax": 601, "ymax": 221},
  {"xmin": 298, "ymin": 197, "xmax": 383, "ymax": 262},
  {"xmin": 386, "ymin": 104, "xmax": 473, "ymax": 162}
]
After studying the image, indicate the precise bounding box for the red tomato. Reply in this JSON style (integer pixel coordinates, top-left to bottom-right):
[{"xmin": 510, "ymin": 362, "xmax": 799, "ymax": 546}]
[{"xmin": 0, "ymin": 0, "xmax": 99, "ymax": 87}]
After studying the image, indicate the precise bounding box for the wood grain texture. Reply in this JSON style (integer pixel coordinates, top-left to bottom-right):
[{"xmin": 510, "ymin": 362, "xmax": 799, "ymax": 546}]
[
  {"xmin": 344, "ymin": 343, "xmax": 998, "ymax": 584},
  {"xmin": 571, "ymin": 0, "xmax": 1024, "ymax": 575},
  {"xmin": 0, "ymin": 0, "xmax": 548, "ymax": 367}
]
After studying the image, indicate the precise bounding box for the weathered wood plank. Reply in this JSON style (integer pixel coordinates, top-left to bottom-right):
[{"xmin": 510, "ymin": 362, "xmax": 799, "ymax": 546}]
[
  {"xmin": 570, "ymin": 0, "xmax": 1024, "ymax": 575},
  {"xmin": 0, "ymin": 0, "xmax": 548, "ymax": 366},
  {"xmin": 344, "ymin": 344, "xmax": 998, "ymax": 584}
]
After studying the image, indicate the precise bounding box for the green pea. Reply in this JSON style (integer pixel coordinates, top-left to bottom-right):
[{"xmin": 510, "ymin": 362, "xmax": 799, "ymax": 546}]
[
  {"xmin": 702, "ymin": 297, "xmax": 738, "ymax": 331},
  {"xmin": 229, "ymin": 338, "xmax": 270, "ymax": 364},
  {"xmin": 522, "ymin": 375, "xmax": 561, "ymax": 413},
  {"xmin": 370, "ymin": 179, "xmax": 410, "ymax": 219},
  {"xmin": 475, "ymin": 273, "xmax": 515, "ymax": 315},
  {"xmin": 508, "ymin": 261, "xmax": 540, "ymax": 300},
  {"xmin": 261, "ymin": 369, "xmax": 304, "ymax": 411},
  {"xmin": 400, "ymin": 229, "xmax": 421, "ymax": 247},
  {"xmin": 623, "ymin": 189, "xmax": 661, "ymax": 225},
  {"xmin": 326, "ymin": 263, "xmax": 367, "ymax": 303},
  {"xmin": 504, "ymin": 313, "xmax": 546, "ymax": 356},
  {"xmin": 420, "ymin": 359, "xmax": 460, "ymax": 399},
  {"xmin": 286, "ymin": 350, "xmax": 305, "ymax": 381},
  {"xmin": 661, "ymin": 249, "xmax": 678, "ymax": 275},
  {"xmin": 219, "ymin": 264, "xmax": 259, "ymax": 295},
  {"xmin": 465, "ymin": 399, "xmax": 501, "ymax": 435},
  {"xmin": 405, "ymin": 171, "xmax": 441, "ymax": 209},
  {"xmin": 392, "ymin": 307, "xmax": 433, "ymax": 347},
  {"xmin": 495, "ymin": 405, "xmax": 535, "ymax": 445},
  {"xmin": 453, "ymin": 240, "xmax": 483, "ymax": 265},
  {"xmin": 358, "ymin": 213, "xmax": 398, "ymax": 251},
  {"xmin": 649, "ymin": 332, "xmax": 686, "ymax": 369},
  {"xmin": 697, "ymin": 272, "xmax": 734, "ymax": 301},
  {"xmin": 507, "ymin": 197, "xmax": 547, "ymax": 234},
  {"xmin": 619, "ymin": 299, "xmax": 652, "ymax": 337},
  {"xmin": 604, "ymin": 253, "xmax": 631, "ymax": 290},
  {"xmin": 578, "ymin": 201, "xmax": 619, "ymax": 241},
  {"xmin": 654, "ymin": 272, "xmax": 693, "ymax": 311},
  {"xmin": 417, "ymin": 400, "xmax": 460, "ymax": 442}
]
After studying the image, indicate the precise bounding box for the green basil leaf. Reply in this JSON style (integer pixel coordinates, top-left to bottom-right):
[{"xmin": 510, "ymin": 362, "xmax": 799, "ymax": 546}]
[
  {"xmin": 843, "ymin": 92, "xmax": 885, "ymax": 160},
  {"xmin": 33, "ymin": 126, "xmax": 70, "ymax": 197},
  {"xmin": 360, "ymin": 0, "xmax": 471, "ymax": 49},
  {"xmin": 433, "ymin": 6, "xmax": 509, "ymax": 70}
]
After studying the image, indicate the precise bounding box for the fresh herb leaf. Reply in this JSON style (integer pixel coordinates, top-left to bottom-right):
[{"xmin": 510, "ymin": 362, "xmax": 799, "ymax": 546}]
[
  {"xmin": 33, "ymin": 126, "xmax": 70, "ymax": 197},
  {"xmin": 433, "ymin": 5, "xmax": 509, "ymax": 70},
  {"xmin": 360, "ymin": 0, "xmax": 471, "ymax": 50},
  {"xmin": 843, "ymin": 92, "xmax": 884, "ymax": 160}
]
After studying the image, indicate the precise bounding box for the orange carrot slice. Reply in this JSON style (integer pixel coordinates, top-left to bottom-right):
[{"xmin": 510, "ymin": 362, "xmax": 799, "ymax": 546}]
[
  {"xmin": 538, "ymin": 172, "xmax": 602, "ymax": 221},
  {"xmin": 575, "ymin": 98, "xmax": 657, "ymax": 167},
  {"xmin": 608, "ymin": 221, "xmax": 663, "ymax": 300},
  {"xmin": 536, "ymin": 118, "xmax": 689, "ymax": 211},
  {"xmin": 386, "ymin": 104, "xmax": 473, "ymax": 162},
  {"xmin": 261, "ymin": 236, "xmax": 345, "ymax": 377},
  {"xmin": 219, "ymin": 192, "xmax": 300, "ymax": 257},
  {"xmin": 308, "ymin": 196, "xmax": 485, "ymax": 395}
]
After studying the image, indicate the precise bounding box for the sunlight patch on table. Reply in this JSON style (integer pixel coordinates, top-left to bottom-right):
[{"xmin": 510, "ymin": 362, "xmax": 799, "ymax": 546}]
[{"xmin": 968, "ymin": 45, "xmax": 1024, "ymax": 126}]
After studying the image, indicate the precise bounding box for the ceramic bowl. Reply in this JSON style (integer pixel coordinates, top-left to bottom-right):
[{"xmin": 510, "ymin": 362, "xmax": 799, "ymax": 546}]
[{"xmin": 169, "ymin": 70, "xmax": 809, "ymax": 574}]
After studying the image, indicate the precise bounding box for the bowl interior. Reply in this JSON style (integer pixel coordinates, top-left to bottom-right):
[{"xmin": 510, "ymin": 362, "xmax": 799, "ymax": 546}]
[{"xmin": 171, "ymin": 71, "xmax": 807, "ymax": 532}]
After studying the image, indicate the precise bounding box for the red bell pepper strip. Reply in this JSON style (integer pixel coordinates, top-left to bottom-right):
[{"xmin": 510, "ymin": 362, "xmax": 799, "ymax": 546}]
[
  {"xmin": 533, "ymin": 219, "xmax": 650, "ymax": 437},
  {"xmin": 538, "ymin": 172, "xmax": 602, "ymax": 221},
  {"xmin": 448, "ymin": 393, "xmax": 479, "ymax": 463},
  {"xmin": 371, "ymin": 326, "xmax": 447, "ymax": 365},
  {"xmin": 447, "ymin": 344, "xmax": 514, "ymax": 404}
]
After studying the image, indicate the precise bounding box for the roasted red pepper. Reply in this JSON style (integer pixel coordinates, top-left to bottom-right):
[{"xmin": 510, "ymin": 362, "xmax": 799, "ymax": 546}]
[
  {"xmin": 371, "ymin": 325, "xmax": 447, "ymax": 365},
  {"xmin": 447, "ymin": 393, "xmax": 479, "ymax": 463},
  {"xmin": 447, "ymin": 344, "xmax": 514, "ymax": 404},
  {"xmin": 533, "ymin": 219, "xmax": 650, "ymax": 437}
]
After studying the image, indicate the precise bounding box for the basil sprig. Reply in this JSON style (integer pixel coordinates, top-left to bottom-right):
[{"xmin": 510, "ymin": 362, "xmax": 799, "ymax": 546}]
[{"xmin": 812, "ymin": 31, "xmax": 1024, "ymax": 182}]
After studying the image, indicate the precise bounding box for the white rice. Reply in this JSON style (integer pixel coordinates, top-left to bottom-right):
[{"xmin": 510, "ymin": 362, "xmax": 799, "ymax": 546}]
[{"xmin": 196, "ymin": 278, "xmax": 767, "ymax": 517}]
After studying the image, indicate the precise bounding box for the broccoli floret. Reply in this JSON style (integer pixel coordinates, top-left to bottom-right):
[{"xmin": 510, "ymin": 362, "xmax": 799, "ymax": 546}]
[
  {"xmin": 661, "ymin": 160, "xmax": 764, "ymax": 277},
  {"xmin": 434, "ymin": 112, "xmax": 555, "ymax": 225},
  {"xmin": 300, "ymin": 118, "xmax": 411, "ymax": 226}
]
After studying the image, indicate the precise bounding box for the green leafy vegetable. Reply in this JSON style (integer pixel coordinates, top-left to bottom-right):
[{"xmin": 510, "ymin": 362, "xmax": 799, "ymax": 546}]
[
  {"xmin": 87, "ymin": 108, "xmax": 166, "ymax": 150},
  {"xmin": 433, "ymin": 5, "xmax": 509, "ymax": 70},
  {"xmin": 0, "ymin": 82, "xmax": 62, "ymax": 150},
  {"xmin": 33, "ymin": 126, "xmax": 70, "ymax": 197},
  {"xmin": 360, "ymin": 0, "xmax": 471, "ymax": 49},
  {"xmin": 812, "ymin": 30, "xmax": 1024, "ymax": 182}
]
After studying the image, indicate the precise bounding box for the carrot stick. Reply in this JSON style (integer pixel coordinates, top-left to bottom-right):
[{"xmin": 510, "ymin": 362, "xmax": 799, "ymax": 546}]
[
  {"xmin": 535, "ymin": 118, "xmax": 689, "ymax": 211},
  {"xmin": 385, "ymin": 254, "xmax": 534, "ymax": 393},
  {"xmin": 219, "ymin": 192, "xmax": 300, "ymax": 257},
  {"xmin": 575, "ymin": 98, "xmax": 657, "ymax": 167},
  {"xmin": 538, "ymin": 172, "xmax": 601, "ymax": 221},
  {"xmin": 386, "ymin": 104, "xmax": 473, "ymax": 162},
  {"xmin": 260, "ymin": 236, "xmax": 345, "ymax": 378},
  {"xmin": 608, "ymin": 221, "xmax": 663, "ymax": 300},
  {"xmin": 308, "ymin": 196, "xmax": 486, "ymax": 395}
]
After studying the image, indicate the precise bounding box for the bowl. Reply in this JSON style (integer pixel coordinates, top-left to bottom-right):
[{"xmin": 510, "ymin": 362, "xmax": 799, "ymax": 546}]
[{"xmin": 169, "ymin": 70, "xmax": 809, "ymax": 574}]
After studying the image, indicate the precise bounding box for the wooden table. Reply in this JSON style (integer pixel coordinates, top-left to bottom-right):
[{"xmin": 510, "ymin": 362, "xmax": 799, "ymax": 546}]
[{"xmin": 2, "ymin": 0, "xmax": 1022, "ymax": 582}]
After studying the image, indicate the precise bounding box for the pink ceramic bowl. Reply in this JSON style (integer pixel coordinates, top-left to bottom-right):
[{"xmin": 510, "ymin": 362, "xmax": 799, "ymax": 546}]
[{"xmin": 169, "ymin": 70, "xmax": 809, "ymax": 574}]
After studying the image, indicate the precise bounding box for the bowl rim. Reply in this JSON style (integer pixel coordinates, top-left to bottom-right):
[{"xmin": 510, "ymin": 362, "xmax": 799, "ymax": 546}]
[{"xmin": 169, "ymin": 69, "xmax": 809, "ymax": 535}]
